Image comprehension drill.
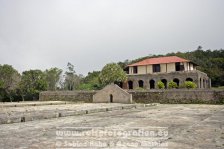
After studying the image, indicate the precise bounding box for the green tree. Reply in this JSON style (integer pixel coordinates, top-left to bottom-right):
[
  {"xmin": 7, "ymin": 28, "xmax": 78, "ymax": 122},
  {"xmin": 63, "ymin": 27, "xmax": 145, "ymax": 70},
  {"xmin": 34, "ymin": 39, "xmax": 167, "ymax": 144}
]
[
  {"xmin": 157, "ymin": 81, "xmax": 165, "ymax": 89},
  {"xmin": 77, "ymin": 71, "xmax": 102, "ymax": 90},
  {"xmin": 45, "ymin": 67, "xmax": 62, "ymax": 91},
  {"xmin": 0, "ymin": 64, "xmax": 21, "ymax": 102},
  {"xmin": 64, "ymin": 62, "xmax": 81, "ymax": 90},
  {"xmin": 19, "ymin": 70, "xmax": 47, "ymax": 100},
  {"xmin": 83, "ymin": 71, "xmax": 101, "ymax": 84},
  {"xmin": 117, "ymin": 59, "xmax": 129, "ymax": 69},
  {"xmin": 99, "ymin": 63, "xmax": 127, "ymax": 86}
]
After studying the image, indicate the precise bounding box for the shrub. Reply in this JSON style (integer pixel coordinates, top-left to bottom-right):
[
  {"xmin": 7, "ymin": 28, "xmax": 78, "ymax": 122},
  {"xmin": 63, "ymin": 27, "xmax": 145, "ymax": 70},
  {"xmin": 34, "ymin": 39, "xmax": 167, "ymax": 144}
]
[
  {"xmin": 183, "ymin": 81, "xmax": 197, "ymax": 89},
  {"xmin": 157, "ymin": 81, "xmax": 165, "ymax": 89},
  {"xmin": 168, "ymin": 81, "xmax": 178, "ymax": 89},
  {"xmin": 135, "ymin": 87, "xmax": 145, "ymax": 91}
]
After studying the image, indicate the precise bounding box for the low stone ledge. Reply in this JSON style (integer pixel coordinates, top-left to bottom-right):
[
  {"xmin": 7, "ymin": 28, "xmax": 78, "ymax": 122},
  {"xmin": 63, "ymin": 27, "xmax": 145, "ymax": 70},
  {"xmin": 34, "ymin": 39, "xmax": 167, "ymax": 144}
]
[
  {"xmin": 0, "ymin": 101, "xmax": 69, "ymax": 108},
  {"xmin": 110, "ymin": 106, "xmax": 123, "ymax": 111},
  {"xmin": 122, "ymin": 105, "xmax": 136, "ymax": 109},
  {"xmin": 0, "ymin": 104, "xmax": 158, "ymax": 124}
]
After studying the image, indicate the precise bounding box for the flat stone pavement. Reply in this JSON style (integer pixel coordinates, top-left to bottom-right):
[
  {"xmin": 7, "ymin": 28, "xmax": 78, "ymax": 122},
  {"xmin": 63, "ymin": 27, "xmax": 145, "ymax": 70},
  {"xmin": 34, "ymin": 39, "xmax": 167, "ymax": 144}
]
[
  {"xmin": 0, "ymin": 104, "xmax": 224, "ymax": 149},
  {"xmin": 0, "ymin": 102, "xmax": 142, "ymax": 124}
]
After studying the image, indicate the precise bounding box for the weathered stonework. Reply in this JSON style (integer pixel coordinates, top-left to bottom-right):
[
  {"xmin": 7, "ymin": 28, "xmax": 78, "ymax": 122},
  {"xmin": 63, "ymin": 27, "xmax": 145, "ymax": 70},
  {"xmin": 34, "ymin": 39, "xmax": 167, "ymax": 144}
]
[
  {"xmin": 39, "ymin": 89, "xmax": 224, "ymax": 104},
  {"xmin": 129, "ymin": 90, "xmax": 223, "ymax": 104},
  {"xmin": 124, "ymin": 70, "xmax": 210, "ymax": 90},
  {"xmin": 93, "ymin": 84, "xmax": 132, "ymax": 104},
  {"xmin": 39, "ymin": 91, "xmax": 96, "ymax": 102}
]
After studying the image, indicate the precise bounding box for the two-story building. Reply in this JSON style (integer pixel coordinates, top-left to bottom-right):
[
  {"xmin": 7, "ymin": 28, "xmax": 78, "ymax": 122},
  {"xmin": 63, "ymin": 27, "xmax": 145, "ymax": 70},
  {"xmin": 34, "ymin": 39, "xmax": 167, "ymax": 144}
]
[{"xmin": 122, "ymin": 56, "xmax": 211, "ymax": 89}]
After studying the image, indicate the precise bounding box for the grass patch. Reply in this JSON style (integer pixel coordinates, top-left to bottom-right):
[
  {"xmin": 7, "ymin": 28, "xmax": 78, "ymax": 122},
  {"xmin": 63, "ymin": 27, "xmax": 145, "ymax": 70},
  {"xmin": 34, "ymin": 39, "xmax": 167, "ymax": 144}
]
[{"xmin": 212, "ymin": 86, "xmax": 224, "ymax": 90}]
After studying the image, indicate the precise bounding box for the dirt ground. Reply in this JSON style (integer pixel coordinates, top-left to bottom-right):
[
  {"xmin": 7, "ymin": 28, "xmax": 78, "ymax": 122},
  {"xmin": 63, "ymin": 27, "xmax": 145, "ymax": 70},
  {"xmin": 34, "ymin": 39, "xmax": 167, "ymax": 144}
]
[{"xmin": 0, "ymin": 103, "xmax": 223, "ymax": 149}]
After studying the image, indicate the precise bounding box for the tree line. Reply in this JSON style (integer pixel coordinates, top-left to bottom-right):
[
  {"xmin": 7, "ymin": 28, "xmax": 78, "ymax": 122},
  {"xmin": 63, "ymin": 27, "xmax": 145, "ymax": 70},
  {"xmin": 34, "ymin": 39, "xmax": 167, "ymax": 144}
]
[
  {"xmin": 0, "ymin": 63, "xmax": 84, "ymax": 101},
  {"xmin": 0, "ymin": 62, "xmax": 127, "ymax": 102}
]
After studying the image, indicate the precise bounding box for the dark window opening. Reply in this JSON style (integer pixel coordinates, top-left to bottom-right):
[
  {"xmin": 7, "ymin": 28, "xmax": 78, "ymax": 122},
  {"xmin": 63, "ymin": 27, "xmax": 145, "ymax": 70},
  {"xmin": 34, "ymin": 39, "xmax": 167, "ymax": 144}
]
[
  {"xmin": 161, "ymin": 79, "xmax": 167, "ymax": 89},
  {"xmin": 200, "ymin": 78, "xmax": 202, "ymax": 88},
  {"xmin": 186, "ymin": 78, "xmax": 193, "ymax": 82},
  {"xmin": 124, "ymin": 67, "xmax": 129, "ymax": 74},
  {"xmin": 138, "ymin": 80, "xmax": 144, "ymax": 88},
  {"xmin": 175, "ymin": 62, "xmax": 184, "ymax": 71},
  {"xmin": 203, "ymin": 79, "xmax": 206, "ymax": 88},
  {"xmin": 153, "ymin": 64, "xmax": 160, "ymax": 73},
  {"xmin": 128, "ymin": 81, "xmax": 133, "ymax": 89},
  {"xmin": 173, "ymin": 78, "xmax": 180, "ymax": 87},
  {"xmin": 110, "ymin": 94, "xmax": 113, "ymax": 103},
  {"xmin": 133, "ymin": 66, "xmax": 138, "ymax": 74},
  {"xmin": 150, "ymin": 80, "xmax": 155, "ymax": 89}
]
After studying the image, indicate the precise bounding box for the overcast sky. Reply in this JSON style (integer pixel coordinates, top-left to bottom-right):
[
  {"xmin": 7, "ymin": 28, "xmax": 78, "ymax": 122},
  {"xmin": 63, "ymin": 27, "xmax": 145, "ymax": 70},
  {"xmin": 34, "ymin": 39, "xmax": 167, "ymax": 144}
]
[{"xmin": 0, "ymin": 0, "xmax": 224, "ymax": 75}]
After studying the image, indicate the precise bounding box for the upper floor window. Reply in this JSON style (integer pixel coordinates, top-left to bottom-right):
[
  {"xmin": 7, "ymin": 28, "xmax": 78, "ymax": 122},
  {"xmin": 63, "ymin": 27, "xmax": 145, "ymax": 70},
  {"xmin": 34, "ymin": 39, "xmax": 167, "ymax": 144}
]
[
  {"xmin": 153, "ymin": 64, "xmax": 160, "ymax": 72},
  {"xmin": 133, "ymin": 66, "xmax": 138, "ymax": 74},
  {"xmin": 175, "ymin": 62, "xmax": 184, "ymax": 71},
  {"xmin": 124, "ymin": 67, "xmax": 129, "ymax": 74}
]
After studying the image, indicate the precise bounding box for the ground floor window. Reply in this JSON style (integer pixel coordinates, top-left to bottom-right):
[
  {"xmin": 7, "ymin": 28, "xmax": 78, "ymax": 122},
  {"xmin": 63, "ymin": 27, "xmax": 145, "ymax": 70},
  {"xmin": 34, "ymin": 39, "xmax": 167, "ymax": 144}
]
[
  {"xmin": 128, "ymin": 81, "xmax": 133, "ymax": 89},
  {"xmin": 138, "ymin": 80, "xmax": 144, "ymax": 88},
  {"xmin": 150, "ymin": 80, "xmax": 155, "ymax": 89},
  {"xmin": 173, "ymin": 78, "xmax": 180, "ymax": 86},
  {"xmin": 161, "ymin": 79, "xmax": 167, "ymax": 88}
]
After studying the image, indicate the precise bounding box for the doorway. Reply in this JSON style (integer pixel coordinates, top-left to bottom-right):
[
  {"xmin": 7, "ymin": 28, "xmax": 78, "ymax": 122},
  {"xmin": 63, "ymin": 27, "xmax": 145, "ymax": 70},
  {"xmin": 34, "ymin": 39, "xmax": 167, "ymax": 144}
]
[{"xmin": 110, "ymin": 94, "xmax": 113, "ymax": 103}]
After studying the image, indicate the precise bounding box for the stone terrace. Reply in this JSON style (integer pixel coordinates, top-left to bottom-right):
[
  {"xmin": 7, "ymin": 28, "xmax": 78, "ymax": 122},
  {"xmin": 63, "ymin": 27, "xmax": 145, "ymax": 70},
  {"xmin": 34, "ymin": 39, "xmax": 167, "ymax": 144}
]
[
  {"xmin": 0, "ymin": 101, "xmax": 144, "ymax": 124},
  {"xmin": 0, "ymin": 103, "xmax": 223, "ymax": 149}
]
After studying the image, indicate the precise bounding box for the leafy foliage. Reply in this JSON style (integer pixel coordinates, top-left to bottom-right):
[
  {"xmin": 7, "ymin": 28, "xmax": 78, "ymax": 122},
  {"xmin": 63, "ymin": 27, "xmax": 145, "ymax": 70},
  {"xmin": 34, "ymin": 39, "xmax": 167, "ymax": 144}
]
[
  {"xmin": 168, "ymin": 81, "xmax": 178, "ymax": 89},
  {"xmin": 182, "ymin": 81, "xmax": 197, "ymax": 89},
  {"xmin": 64, "ymin": 63, "xmax": 82, "ymax": 90},
  {"xmin": 99, "ymin": 63, "xmax": 127, "ymax": 86},
  {"xmin": 77, "ymin": 71, "xmax": 103, "ymax": 90},
  {"xmin": 135, "ymin": 87, "xmax": 145, "ymax": 91},
  {"xmin": 45, "ymin": 67, "xmax": 62, "ymax": 91},
  {"xmin": 157, "ymin": 81, "xmax": 165, "ymax": 89},
  {"xmin": 117, "ymin": 60, "xmax": 130, "ymax": 69},
  {"xmin": 0, "ymin": 64, "xmax": 20, "ymax": 101},
  {"xmin": 19, "ymin": 70, "xmax": 47, "ymax": 100}
]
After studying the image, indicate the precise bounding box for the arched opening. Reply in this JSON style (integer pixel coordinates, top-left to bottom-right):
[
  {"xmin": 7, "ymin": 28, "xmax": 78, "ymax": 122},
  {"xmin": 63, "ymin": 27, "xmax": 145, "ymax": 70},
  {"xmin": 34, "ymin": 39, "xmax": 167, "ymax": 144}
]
[
  {"xmin": 161, "ymin": 79, "xmax": 167, "ymax": 89},
  {"xmin": 128, "ymin": 81, "xmax": 133, "ymax": 89},
  {"xmin": 203, "ymin": 79, "xmax": 206, "ymax": 88},
  {"xmin": 186, "ymin": 78, "xmax": 193, "ymax": 82},
  {"xmin": 110, "ymin": 94, "xmax": 113, "ymax": 103},
  {"xmin": 200, "ymin": 78, "xmax": 202, "ymax": 88},
  {"xmin": 173, "ymin": 78, "xmax": 180, "ymax": 87},
  {"xmin": 138, "ymin": 80, "xmax": 144, "ymax": 88},
  {"xmin": 150, "ymin": 80, "xmax": 155, "ymax": 89}
]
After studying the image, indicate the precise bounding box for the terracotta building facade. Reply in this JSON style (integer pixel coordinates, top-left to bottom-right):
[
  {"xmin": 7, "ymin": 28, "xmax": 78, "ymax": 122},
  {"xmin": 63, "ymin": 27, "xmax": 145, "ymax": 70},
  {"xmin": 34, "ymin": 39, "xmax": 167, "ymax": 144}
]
[{"xmin": 122, "ymin": 56, "xmax": 211, "ymax": 89}]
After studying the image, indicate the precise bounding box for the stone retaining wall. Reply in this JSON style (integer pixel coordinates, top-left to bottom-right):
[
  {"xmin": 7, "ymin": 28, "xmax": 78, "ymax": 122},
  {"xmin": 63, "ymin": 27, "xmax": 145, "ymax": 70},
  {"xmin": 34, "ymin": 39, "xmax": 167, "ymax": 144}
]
[
  {"xmin": 39, "ymin": 91, "xmax": 96, "ymax": 102},
  {"xmin": 129, "ymin": 90, "xmax": 224, "ymax": 104},
  {"xmin": 39, "ymin": 90, "xmax": 224, "ymax": 104}
]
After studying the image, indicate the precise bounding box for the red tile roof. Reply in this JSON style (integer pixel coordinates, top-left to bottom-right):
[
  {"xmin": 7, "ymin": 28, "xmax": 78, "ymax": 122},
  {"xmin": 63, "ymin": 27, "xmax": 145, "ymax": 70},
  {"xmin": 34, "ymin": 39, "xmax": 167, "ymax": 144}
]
[{"xmin": 128, "ymin": 56, "xmax": 190, "ymax": 66}]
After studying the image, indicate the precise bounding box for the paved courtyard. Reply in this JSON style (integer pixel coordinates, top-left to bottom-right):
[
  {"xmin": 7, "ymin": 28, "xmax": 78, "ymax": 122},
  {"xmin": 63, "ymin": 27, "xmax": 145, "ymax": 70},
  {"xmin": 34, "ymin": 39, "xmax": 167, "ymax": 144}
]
[{"xmin": 0, "ymin": 103, "xmax": 224, "ymax": 149}]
